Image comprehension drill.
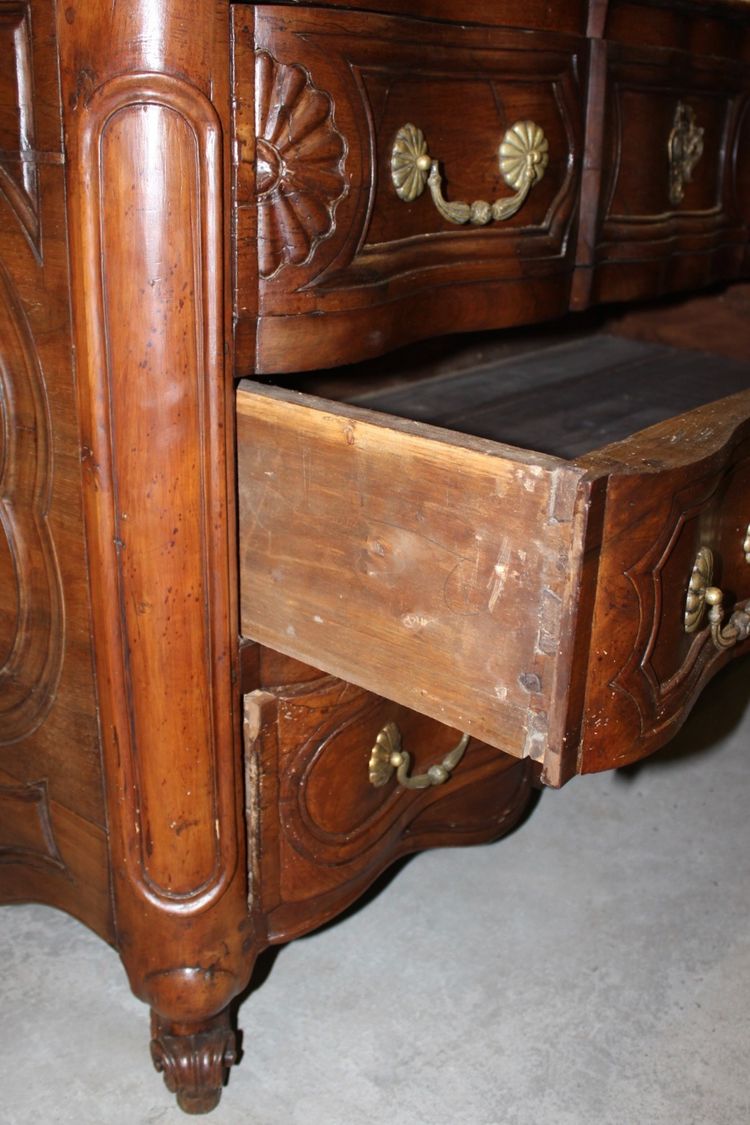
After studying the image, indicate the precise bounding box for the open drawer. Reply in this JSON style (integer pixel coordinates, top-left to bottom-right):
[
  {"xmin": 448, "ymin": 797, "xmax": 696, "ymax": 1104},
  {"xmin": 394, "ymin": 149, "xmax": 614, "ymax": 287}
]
[{"xmin": 237, "ymin": 335, "xmax": 750, "ymax": 787}]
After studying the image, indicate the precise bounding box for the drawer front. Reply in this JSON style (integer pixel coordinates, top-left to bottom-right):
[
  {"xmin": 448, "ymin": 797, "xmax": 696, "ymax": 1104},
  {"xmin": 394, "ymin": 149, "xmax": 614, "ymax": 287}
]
[
  {"xmin": 237, "ymin": 382, "xmax": 589, "ymax": 786},
  {"xmin": 578, "ymin": 392, "xmax": 750, "ymax": 773},
  {"xmin": 244, "ymin": 652, "xmax": 533, "ymax": 942},
  {"xmin": 574, "ymin": 42, "xmax": 749, "ymax": 307},
  {"xmin": 233, "ymin": 7, "xmax": 584, "ymax": 373}
]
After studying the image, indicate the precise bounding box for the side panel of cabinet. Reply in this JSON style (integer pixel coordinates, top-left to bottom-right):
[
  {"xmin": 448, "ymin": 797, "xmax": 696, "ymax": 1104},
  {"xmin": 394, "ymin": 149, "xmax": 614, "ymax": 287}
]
[{"xmin": 0, "ymin": 0, "xmax": 110, "ymax": 938}]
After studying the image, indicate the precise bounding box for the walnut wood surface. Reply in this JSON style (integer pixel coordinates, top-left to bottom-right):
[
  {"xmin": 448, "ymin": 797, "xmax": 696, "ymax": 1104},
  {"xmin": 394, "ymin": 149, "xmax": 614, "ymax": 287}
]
[
  {"xmin": 235, "ymin": 5, "xmax": 585, "ymax": 373},
  {"xmin": 233, "ymin": 1, "xmax": 750, "ymax": 372},
  {"xmin": 238, "ymin": 0, "xmax": 589, "ymax": 33},
  {"xmin": 0, "ymin": 0, "xmax": 110, "ymax": 940},
  {"xmin": 347, "ymin": 334, "xmax": 750, "ymax": 458},
  {"xmin": 572, "ymin": 36, "xmax": 749, "ymax": 308},
  {"xmin": 3, "ymin": 0, "xmax": 750, "ymax": 1115},
  {"xmin": 579, "ymin": 388, "xmax": 750, "ymax": 771},
  {"xmin": 55, "ymin": 0, "xmax": 252, "ymax": 1110},
  {"xmin": 237, "ymin": 381, "xmax": 590, "ymax": 783},
  {"xmin": 237, "ymin": 354, "xmax": 750, "ymax": 788},
  {"xmin": 244, "ymin": 650, "xmax": 536, "ymax": 946}
]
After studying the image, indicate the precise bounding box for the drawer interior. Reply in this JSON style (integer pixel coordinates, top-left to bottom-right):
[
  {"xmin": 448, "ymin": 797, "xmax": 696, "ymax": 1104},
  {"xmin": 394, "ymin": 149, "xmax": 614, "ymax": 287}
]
[
  {"xmin": 269, "ymin": 304, "xmax": 750, "ymax": 460},
  {"xmin": 239, "ymin": 288, "xmax": 750, "ymax": 785}
]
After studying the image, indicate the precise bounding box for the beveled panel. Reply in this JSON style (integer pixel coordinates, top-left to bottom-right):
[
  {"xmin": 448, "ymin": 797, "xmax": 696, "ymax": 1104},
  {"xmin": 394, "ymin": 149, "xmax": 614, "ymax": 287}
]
[
  {"xmin": 75, "ymin": 73, "xmax": 240, "ymax": 908},
  {"xmin": 235, "ymin": 6, "xmax": 585, "ymax": 372},
  {"xmin": 0, "ymin": 262, "xmax": 64, "ymax": 744}
]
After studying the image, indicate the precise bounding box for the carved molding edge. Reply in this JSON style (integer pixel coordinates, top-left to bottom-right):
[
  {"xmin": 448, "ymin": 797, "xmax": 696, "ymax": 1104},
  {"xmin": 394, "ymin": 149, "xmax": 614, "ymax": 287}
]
[
  {"xmin": 74, "ymin": 72, "xmax": 239, "ymax": 911},
  {"xmin": 254, "ymin": 50, "xmax": 348, "ymax": 280},
  {"xmin": 0, "ymin": 261, "xmax": 64, "ymax": 743}
]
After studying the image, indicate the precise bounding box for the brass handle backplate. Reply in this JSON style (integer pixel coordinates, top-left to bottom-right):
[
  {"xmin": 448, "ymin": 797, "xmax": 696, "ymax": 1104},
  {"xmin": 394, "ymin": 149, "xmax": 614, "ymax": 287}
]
[
  {"xmin": 684, "ymin": 545, "xmax": 750, "ymax": 651},
  {"xmin": 391, "ymin": 121, "xmax": 549, "ymax": 226},
  {"xmin": 668, "ymin": 101, "xmax": 704, "ymax": 206},
  {"xmin": 369, "ymin": 721, "xmax": 470, "ymax": 791}
]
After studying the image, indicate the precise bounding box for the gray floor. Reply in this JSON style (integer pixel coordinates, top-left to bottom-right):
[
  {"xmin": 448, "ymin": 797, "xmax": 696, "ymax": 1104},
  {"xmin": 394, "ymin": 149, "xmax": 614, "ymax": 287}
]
[{"xmin": 2, "ymin": 660, "xmax": 749, "ymax": 1125}]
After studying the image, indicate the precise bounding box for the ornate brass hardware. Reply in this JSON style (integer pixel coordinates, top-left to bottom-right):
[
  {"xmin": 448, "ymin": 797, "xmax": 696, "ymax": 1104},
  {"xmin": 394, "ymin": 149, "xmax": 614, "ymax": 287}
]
[
  {"xmin": 704, "ymin": 586, "xmax": 750, "ymax": 651},
  {"xmin": 391, "ymin": 120, "xmax": 549, "ymax": 226},
  {"xmin": 668, "ymin": 102, "xmax": 704, "ymax": 206},
  {"xmin": 368, "ymin": 721, "xmax": 470, "ymax": 790},
  {"xmin": 744, "ymin": 523, "xmax": 750, "ymax": 565},
  {"xmin": 684, "ymin": 546, "xmax": 714, "ymax": 633},
  {"xmin": 684, "ymin": 545, "xmax": 750, "ymax": 650}
]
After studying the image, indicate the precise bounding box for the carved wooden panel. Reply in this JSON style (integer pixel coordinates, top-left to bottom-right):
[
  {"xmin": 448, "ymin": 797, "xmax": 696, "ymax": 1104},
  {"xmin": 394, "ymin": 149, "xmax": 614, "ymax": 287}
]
[
  {"xmin": 234, "ymin": 6, "xmax": 585, "ymax": 372},
  {"xmin": 254, "ymin": 50, "xmax": 348, "ymax": 281},
  {"xmin": 0, "ymin": 262, "xmax": 64, "ymax": 744},
  {"xmin": 0, "ymin": 0, "xmax": 108, "ymax": 937},
  {"xmin": 579, "ymin": 398, "xmax": 750, "ymax": 773},
  {"xmin": 244, "ymin": 664, "xmax": 534, "ymax": 944},
  {"xmin": 576, "ymin": 43, "xmax": 747, "ymax": 306}
]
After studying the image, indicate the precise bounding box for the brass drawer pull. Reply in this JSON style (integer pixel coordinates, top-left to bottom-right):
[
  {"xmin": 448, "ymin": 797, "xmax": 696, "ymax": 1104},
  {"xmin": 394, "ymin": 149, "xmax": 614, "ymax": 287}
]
[
  {"xmin": 391, "ymin": 121, "xmax": 549, "ymax": 226},
  {"xmin": 684, "ymin": 546, "xmax": 750, "ymax": 650},
  {"xmin": 369, "ymin": 721, "xmax": 470, "ymax": 790},
  {"xmin": 668, "ymin": 101, "xmax": 704, "ymax": 206}
]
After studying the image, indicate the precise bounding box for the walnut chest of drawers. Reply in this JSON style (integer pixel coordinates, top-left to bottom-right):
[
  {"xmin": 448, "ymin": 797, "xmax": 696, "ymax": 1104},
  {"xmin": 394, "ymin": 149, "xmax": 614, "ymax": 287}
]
[{"xmin": 1, "ymin": 0, "xmax": 749, "ymax": 1113}]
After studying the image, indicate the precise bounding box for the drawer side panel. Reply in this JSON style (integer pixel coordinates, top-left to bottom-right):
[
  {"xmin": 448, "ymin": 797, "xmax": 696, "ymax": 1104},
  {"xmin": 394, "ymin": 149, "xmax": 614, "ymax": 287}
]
[{"xmin": 237, "ymin": 383, "xmax": 588, "ymax": 772}]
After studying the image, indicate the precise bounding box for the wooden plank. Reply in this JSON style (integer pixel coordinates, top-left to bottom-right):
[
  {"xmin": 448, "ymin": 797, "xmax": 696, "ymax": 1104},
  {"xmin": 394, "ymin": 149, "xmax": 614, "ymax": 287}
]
[
  {"xmin": 351, "ymin": 335, "xmax": 750, "ymax": 459},
  {"xmin": 237, "ymin": 382, "xmax": 589, "ymax": 771}
]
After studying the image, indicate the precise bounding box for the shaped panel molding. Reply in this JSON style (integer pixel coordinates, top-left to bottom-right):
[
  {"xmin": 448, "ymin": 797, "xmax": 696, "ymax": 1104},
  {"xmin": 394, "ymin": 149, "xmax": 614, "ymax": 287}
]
[
  {"xmin": 0, "ymin": 779, "xmax": 65, "ymax": 871},
  {"xmin": 0, "ymin": 262, "xmax": 64, "ymax": 744},
  {"xmin": 74, "ymin": 73, "xmax": 239, "ymax": 908}
]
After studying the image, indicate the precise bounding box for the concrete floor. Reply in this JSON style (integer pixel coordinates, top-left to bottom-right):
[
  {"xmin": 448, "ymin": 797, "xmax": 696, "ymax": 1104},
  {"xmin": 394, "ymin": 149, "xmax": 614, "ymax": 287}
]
[{"xmin": 1, "ymin": 658, "xmax": 749, "ymax": 1125}]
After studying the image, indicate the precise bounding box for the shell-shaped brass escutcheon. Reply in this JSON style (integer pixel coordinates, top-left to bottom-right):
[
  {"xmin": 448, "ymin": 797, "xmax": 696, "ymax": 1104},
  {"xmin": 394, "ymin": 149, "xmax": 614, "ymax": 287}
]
[{"xmin": 391, "ymin": 120, "xmax": 549, "ymax": 226}]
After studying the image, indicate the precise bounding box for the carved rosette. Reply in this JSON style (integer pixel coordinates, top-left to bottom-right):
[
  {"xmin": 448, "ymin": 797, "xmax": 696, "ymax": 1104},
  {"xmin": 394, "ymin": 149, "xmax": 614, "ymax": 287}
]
[
  {"xmin": 150, "ymin": 1011, "xmax": 238, "ymax": 1115},
  {"xmin": 255, "ymin": 51, "xmax": 347, "ymax": 279}
]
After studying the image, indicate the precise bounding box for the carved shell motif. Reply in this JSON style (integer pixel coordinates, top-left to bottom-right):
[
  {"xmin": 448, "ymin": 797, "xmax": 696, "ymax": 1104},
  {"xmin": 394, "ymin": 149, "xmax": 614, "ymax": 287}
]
[{"xmin": 255, "ymin": 51, "xmax": 348, "ymax": 280}]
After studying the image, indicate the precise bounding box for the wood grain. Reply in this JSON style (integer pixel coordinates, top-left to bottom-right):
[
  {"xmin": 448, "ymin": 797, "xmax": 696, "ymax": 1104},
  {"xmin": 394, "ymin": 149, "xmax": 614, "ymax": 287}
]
[
  {"xmin": 236, "ymin": 6, "xmax": 585, "ymax": 373},
  {"xmin": 237, "ymin": 382, "xmax": 590, "ymax": 781},
  {"xmin": 243, "ymin": 656, "xmax": 535, "ymax": 945},
  {"xmin": 0, "ymin": 0, "xmax": 108, "ymax": 942}
]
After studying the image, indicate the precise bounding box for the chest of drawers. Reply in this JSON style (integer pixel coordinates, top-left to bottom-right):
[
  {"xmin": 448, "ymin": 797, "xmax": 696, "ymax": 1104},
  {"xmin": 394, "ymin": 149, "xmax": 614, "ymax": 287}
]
[{"xmin": 1, "ymin": 0, "xmax": 749, "ymax": 1113}]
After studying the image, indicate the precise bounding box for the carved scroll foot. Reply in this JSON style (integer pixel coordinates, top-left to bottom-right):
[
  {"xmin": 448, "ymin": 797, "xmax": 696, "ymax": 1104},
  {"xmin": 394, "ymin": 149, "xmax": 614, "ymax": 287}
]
[{"xmin": 150, "ymin": 1009, "xmax": 238, "ymax": 1115}]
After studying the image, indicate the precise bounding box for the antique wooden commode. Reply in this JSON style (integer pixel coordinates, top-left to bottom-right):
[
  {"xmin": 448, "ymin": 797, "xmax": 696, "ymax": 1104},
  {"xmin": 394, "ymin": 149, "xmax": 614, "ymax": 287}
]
[{"xmin": 2, "ymin": 0, "xmax": 750, "ymax": 1112}]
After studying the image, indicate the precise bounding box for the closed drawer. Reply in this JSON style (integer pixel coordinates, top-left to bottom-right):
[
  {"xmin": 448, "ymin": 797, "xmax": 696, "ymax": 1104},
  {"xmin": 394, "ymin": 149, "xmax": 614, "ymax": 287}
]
[
  {"xmin": 574, "ymin": 34, "xmax": 750, "ymax": 306},
  {"xmin": 243, "ymin": 648, "xmax": 533, "ymax": 942},
  {"xmin": 232, "ymin": 6, "xmax": 584, "ymax": 373},
  {"xmin": 237, "ymin": 335, "xmax": 750, "ymax": 786}
]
